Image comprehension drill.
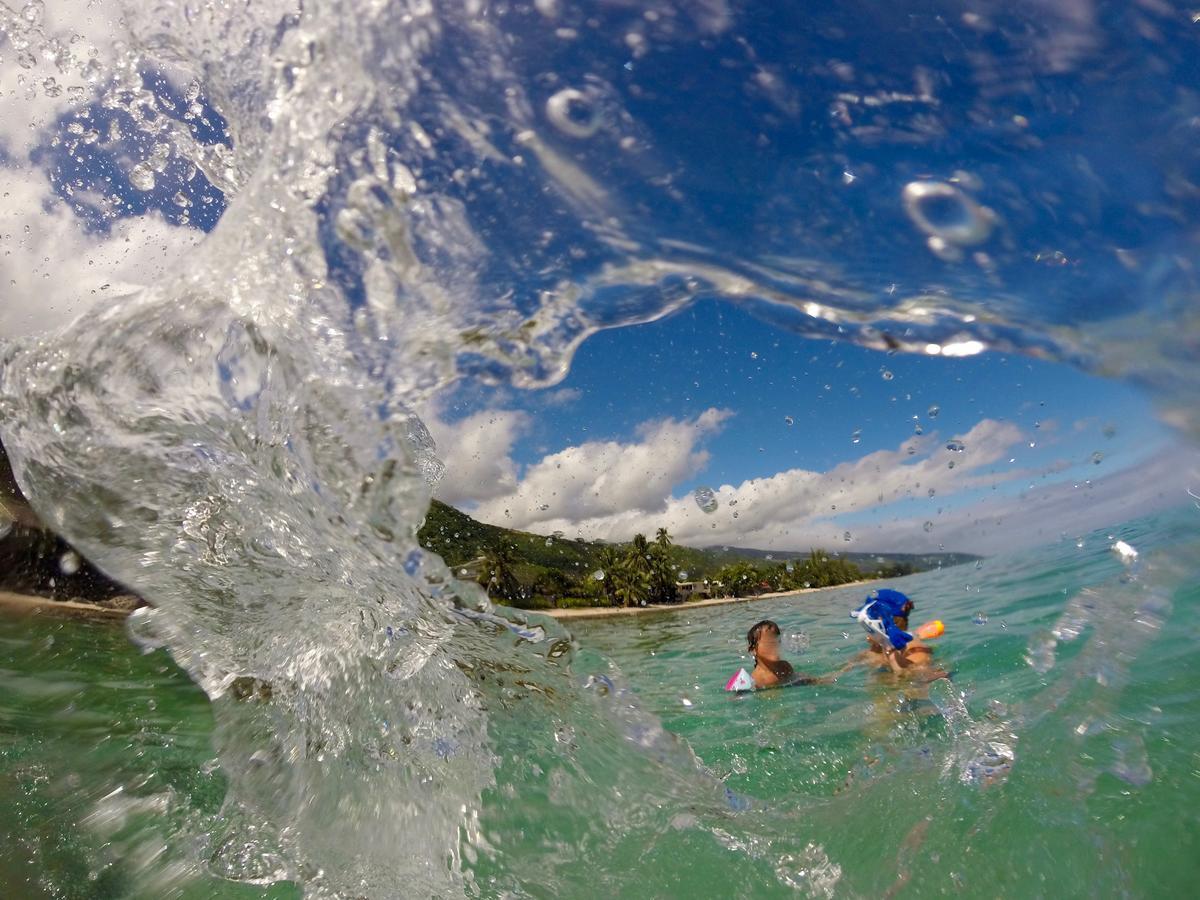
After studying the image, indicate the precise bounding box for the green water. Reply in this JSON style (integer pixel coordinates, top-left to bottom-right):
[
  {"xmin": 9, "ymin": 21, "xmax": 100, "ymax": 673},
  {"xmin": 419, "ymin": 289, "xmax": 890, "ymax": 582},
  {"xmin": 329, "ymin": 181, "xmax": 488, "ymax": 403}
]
[{"xmin": 2, "ymin": 510, "xmax": 1199, "ymax": 897}]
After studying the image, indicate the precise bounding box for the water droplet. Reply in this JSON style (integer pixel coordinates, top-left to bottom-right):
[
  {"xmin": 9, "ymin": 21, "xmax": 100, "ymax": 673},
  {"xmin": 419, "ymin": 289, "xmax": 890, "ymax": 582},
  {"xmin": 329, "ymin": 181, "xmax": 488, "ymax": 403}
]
[
  {"xmin": 851, "ymin": 429, "xmax": 861, "ymax": 444},
  {"xmin": 546, "ymin": 87, "xmax": 600, "ymax": 138},
  {"xmin": 784, "ymin": 415, "xmax": 794, "ymax": 426},
  {"xmin": 914, "ymin": 422, "xmax": 924, "ymax": 435},
  {"xmin": 945, "ymin": 439, "xmax": 966, "ymax": 452},
  {"xmin": 843, "ymin": 531, "xmax": 852, "ymax": 542},
  {"xmin": 544, "ymin": 537, "xmax": 554, "ymax": 547},
  {"xmin": 0, "ymin": 519, "xmax": 13, "ymax": 540},
  {"xmin": 785, "ymin": 632, "xmax": 810, "ymax": 654},
  {"xmin": 693, "ymin": 486, "xmax": 718, "ymax": 513},
  {"xmin": 1091, "ymin": 451, "xmax": 1103, "ymax": 465},
  {"xmin": 881, "ymin": 369, "xmax": 894, "ymax": 381},
  {"xmin": 402, "ymin": 549, "xmax": 422, "ymax": 577},
  {"xmin": 947, "ymin": 460, "xmax": 956, "ymax": 469},
  {"xmin": 22, "ymin": 1, "xmax": 45, "ymax": 26},
  {"xmin": 923, "ymin": 521, "xmax": 934, "ymax": 533},
  {"xmin": 732, "ymin": 511, "xmax": 739, "ymax": 519},
  {"xmin": 902, "ymin": 180, "xmax": 996, "ymax": 246},
  {"xmin": 1102, "ymin": 423, "xmax": 1117, "ymax": 439},
  {"xmin": 58, "ymin": 551, "xmax": 81, "ymax": 575},
  {"xmin": 927, "ymin": 488, "xmax": 936, "ymax": 497},
  {"xmin": 129, "ymin": 164, "xmax": 155, "ymax": 191},
  {"xmin": 16, "ymin": 50, "xmax": 37, "ymax": 69},
  {"xmin": 678, "ymin": 571, "xmax": 688, "ymax": 580},
  {"xmin": 973, "ymin": 612, "xmax": 989, "ymax": 625},
  {"xmin": 927, "ymin": 405, "xmax": 940, "ymax": 418},
  {"xmin": 592, "ymin": 569, "xmax": 605, "ymax": 581}
]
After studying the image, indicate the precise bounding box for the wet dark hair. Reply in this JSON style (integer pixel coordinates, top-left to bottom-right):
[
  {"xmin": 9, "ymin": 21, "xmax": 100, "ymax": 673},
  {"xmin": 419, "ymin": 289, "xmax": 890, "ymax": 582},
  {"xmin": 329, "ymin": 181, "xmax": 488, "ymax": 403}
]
[{"xmin": 747, "ymin": 619, "xmax": 780, "ymax": 653}]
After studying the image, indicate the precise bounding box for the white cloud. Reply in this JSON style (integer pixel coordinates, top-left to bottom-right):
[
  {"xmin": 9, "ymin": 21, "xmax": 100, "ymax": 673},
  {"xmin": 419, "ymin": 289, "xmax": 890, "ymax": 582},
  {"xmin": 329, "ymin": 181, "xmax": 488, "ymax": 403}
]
[
  {"xmin": 0, "ymin": 1, "xmax": 206, "ymax": 340},
  {"xmin": 426, "ymin": 408, "xmax": 529, "ymax": 505},
  {"xmin": 540, "ymin": 387, "xmax": 581, "ymax": 407},
  {"xmin": 469, "ymin": 407, "xmax": 732, "ymax": 529},
  {"xmin": 842, "ymin": 442, "xmax": 1199, "ymax": 555},
  {"xmin": 463, "ymin": 416, "xmax": 1031, "ymax": 549},
  {"xmin": 0, "ymin": 167, "xmax": 202, "ymax": 338}
]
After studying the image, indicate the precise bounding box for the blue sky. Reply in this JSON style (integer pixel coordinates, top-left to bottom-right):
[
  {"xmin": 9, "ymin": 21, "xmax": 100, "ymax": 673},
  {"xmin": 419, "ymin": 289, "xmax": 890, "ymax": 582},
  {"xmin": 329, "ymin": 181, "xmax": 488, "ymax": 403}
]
[
  {"xmin": 3, "ymin": 1, "xmax": 1196, "ymax": 558},
  {"xmin": 427, "ymin": 298, "xmax": 1186, "ymax": 554}
]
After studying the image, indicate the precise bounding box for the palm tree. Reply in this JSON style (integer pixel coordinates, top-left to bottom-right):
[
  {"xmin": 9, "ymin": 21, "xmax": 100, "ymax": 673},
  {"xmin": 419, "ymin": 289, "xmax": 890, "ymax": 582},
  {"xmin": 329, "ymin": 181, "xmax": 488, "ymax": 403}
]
[
  {"xmin": 597, "ymin": 546, "xmax": 622, "ymax": 606},
  {"xmin": 612, "ymin": 559, "xmax": 650, "ymax": 608},
  {"xmin": 479, "ymin": 541, "xmax": 521, "ymax": 603},
  {"xmin": 650, "ymin": 527, "xmax": 677, "ymax": 603}
]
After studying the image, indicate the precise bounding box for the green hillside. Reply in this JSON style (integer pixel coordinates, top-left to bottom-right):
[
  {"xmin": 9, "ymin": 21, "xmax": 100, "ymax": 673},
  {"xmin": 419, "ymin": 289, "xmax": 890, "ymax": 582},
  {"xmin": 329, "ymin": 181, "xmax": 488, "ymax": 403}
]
[{"xmin": 417, "ymin": 500, "xmax": 981, "ymax": 611}]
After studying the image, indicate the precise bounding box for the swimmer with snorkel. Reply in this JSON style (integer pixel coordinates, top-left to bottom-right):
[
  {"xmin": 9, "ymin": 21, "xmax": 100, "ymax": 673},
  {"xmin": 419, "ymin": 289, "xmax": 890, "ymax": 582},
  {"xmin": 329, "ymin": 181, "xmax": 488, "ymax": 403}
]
[{"xmin": 850, "ymin": 589, "xmax": 948, "ymax": 682}]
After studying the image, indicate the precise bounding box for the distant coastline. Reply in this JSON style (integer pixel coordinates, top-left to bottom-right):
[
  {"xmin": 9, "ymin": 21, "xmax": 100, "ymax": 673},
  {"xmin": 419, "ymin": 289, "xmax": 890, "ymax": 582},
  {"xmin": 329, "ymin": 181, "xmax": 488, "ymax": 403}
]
[{"xmin": 538, "ymin": 579, "xmax": 874, "ymax": 619}]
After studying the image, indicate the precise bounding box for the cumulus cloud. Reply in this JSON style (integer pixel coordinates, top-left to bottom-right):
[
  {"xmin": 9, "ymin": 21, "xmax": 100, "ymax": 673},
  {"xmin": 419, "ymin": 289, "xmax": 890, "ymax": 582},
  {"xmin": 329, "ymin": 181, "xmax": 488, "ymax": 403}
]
[
  {"xmin": 0, "ymin": 167, "xmax": 202, "ymax": 337},
  {"xmin": 468, "ymin": 407, "xmax": 732, "ymax": 529},
  {"xmin": 456, "ymin": 414, "xmax": 1033, "ymax": 549},
  {"xmin": 0, "ymin": 1, "xmax": 205, "ymax": 340},
  {"xmin": 426, "ymin": 408, "xmax": 530, "ymax": 506},
  {"xmin": 844, "ymin": 442, "xmax": 1199, "ymax": 555}
]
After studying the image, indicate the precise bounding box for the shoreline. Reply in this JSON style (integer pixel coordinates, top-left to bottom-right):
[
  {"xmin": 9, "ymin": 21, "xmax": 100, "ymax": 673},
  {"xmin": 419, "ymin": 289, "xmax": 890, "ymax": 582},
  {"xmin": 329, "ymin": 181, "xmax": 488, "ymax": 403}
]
[
  {"xmin": 0, "ymin": 590, "xmax": 133, "ymax": 622},
  {"xmin": 0, "ymin": 578, "xmax": 877, "ymax": 626},
  {"xmin": 537, "ymin": 579, "xmax": 874, "ymax": 619}
]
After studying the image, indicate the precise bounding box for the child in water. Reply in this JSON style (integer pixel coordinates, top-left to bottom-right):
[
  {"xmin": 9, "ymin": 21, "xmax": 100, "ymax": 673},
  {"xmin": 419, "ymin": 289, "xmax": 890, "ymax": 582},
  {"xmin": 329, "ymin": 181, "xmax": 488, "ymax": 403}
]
[
  {"xmin": 853, "ymin": 591, "xmax": 947, "ymax": 682},
  {"xmin": 745, "ymin": 619, "xmax": 849, "ymax": 689}
]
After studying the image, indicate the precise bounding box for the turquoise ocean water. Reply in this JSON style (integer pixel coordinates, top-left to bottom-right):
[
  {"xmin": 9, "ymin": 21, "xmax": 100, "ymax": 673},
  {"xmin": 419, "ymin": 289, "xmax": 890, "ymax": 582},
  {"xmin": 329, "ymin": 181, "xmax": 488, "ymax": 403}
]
[{"xmin": 2, "ymin": 508, "xmax": 1197, "ymax": 897}]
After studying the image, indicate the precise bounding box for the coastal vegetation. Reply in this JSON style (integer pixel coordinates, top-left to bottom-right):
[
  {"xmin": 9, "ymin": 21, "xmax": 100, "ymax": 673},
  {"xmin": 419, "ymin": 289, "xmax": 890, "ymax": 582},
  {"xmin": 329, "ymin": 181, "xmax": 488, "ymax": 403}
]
[{"xmin": 416, "ymin": 500, "xmax": 976, "ymax": 611}]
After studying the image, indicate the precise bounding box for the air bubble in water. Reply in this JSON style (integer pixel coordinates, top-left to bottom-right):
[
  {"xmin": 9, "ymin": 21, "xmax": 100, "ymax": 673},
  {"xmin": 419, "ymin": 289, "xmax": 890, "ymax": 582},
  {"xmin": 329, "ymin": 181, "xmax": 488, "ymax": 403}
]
[
  {"xmin": 129, "ymin": 164, "xmax": 155, "ymax": 191},
  {"xmin": 546, "ymin": 88, "xmax": 600, "ymax": 138},
  {"xmin": 402, "ymin": 549, "xmax": 422, "ymax": 577},
  {"xmin": 946, "ymin": 439, "xmax": 966, "ymax": 452},
  {"xmin": 923, "ymin": 521, "xmax": 934, "ymax": 533},
  {"xmin": 902, "ymin": 180, "xmax": 995, "ymax": 246},
  {"xmin": 1091, "ymin": 451, "xmax": 1103, "ymax": 465},
  {"xmin": 22, "ymin": 0, "xmax": 44, "ymax": 25},
  {"xmin": 927, "ymin": 405, "xmax": 940, "ymax": 418},
  {"xmin": 785, "ymin": 632, "xmax": 810, "ymax": 654},
  {"xmin": 59, "ymin": 551, "xmax": 81, "ymax": 575},
  {"xmin": 694, "ymin": 486, "xmax": 718, "ymax": 513}
]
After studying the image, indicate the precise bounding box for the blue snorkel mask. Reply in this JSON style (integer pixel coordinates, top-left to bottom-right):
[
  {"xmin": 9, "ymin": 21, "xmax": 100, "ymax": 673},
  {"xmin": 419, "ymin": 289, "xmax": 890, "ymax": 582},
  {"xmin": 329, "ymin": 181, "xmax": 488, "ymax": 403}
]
[{"xmin": 851, "ymin": 589, "xmax": 914, "ymax": 651}]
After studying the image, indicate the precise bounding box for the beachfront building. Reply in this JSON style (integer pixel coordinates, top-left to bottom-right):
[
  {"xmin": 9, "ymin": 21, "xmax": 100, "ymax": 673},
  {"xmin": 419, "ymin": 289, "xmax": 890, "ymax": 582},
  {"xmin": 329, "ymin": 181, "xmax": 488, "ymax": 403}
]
[{"xmin": 675, "ymin": 580, "xmax": 717, "ymax": 601}]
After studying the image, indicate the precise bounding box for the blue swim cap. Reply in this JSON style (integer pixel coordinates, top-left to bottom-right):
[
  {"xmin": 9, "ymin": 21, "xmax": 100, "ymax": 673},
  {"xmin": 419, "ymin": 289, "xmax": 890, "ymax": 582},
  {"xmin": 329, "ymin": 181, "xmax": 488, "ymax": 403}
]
[{"xmin": 850, "ymin": 589, "xmax": 914, "ymax": 651}]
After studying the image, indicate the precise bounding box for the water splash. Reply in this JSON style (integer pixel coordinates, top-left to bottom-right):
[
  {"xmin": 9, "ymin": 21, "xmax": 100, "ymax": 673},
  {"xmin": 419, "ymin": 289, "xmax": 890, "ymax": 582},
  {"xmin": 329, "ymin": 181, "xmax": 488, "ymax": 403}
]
[{"xmin": 1, "ymin": 0, "xmax": 1199, "ymax": 894}]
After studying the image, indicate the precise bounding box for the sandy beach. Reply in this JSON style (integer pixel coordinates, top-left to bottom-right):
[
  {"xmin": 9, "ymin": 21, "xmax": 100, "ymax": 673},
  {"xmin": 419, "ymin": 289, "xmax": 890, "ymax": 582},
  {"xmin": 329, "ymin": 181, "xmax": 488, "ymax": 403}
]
[
  {"xmin": 539, "ymin": 580, "xmax": 873, "ymax": 619},
  {"xmin": 0, "ymin": 590, "xmax": 133, "ymax": 621}
]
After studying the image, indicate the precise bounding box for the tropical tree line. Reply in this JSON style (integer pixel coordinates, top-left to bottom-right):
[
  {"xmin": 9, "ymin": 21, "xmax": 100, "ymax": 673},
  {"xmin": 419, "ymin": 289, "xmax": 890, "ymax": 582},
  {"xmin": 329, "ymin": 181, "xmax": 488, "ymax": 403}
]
[
  {"xmin": 711, "ymin": 549, "xmax": 864, "ymax": 598},
  {"xmin": 476, "ymin": 531, "xmax": 869, "ymax": 609}
]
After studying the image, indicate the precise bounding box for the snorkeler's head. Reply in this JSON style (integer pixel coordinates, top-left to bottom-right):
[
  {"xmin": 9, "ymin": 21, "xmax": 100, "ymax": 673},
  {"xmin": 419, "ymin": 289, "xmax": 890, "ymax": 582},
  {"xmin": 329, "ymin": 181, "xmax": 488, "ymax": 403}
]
[
  {"xmin": 747, "ymin": 619, "xmax": 781, "ymax": 658},
  {"xmin": 851, "ymin": 589, "xmax": 915, "ymax": 651}
]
